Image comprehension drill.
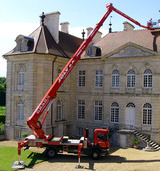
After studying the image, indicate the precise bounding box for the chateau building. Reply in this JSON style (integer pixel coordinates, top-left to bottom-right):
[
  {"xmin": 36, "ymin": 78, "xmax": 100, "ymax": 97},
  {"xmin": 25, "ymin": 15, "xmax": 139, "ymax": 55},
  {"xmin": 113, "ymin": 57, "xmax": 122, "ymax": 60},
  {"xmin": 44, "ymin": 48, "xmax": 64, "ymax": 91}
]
[{"xmin": 3, "ymin": 12, "xmax": 160, "ymax": 146}]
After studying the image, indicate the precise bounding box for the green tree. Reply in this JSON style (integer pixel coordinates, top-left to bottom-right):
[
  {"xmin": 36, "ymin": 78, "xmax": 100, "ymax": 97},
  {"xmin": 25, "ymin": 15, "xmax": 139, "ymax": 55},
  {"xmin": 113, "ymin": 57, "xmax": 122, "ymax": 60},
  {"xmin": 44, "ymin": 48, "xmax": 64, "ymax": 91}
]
[
  {"xmin": 0, "ymin": 77, "xmax": 6, "ymax": 106},
  {"xmin": 0, "ymin": 77, "xmax": 6, "ymax": 84}
]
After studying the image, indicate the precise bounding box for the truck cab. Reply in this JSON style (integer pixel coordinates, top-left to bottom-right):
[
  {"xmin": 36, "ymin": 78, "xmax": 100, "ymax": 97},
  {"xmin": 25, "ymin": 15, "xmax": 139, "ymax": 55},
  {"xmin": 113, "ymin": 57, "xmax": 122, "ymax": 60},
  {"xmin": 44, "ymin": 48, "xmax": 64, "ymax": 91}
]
[
  {"xmin": 94, "ymin": 129, "xmax": 109, "ymax": 147},
  {"xmin": 90, "ymin": 128, "xmax": 110, "ymax": 159}
]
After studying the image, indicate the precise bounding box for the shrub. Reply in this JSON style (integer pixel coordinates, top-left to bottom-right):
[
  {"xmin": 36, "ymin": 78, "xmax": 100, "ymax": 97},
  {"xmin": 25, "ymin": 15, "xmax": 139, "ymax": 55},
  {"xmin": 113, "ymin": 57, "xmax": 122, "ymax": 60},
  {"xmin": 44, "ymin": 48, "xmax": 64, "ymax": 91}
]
[
  {"xmin": 0, "ymin": 123, "xmax": 5, "ymax": 135},
  {"xmin": 0, "ymin": 114, "xmax": 5, "ymax": 124},
  {"xmin": 0, "ymin": 106, "xmax": 6, "ymax": 115},
  {"xmin": 22, "ymin": 132, "xmax": 29, "ymax": 138},
  {"xmin": 132, "ymin": 138, "xmax": 139, "ymax": 145}
]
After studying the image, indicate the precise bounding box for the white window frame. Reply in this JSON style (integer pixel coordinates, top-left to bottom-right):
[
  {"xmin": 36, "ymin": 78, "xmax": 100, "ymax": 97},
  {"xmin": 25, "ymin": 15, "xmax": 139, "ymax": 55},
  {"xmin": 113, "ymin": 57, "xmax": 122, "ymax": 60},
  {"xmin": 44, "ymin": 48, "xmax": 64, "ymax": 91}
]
[
  {"xmin": 77, "ymin": 100, "xmax": 85, "ymax": 119},
  {"xmin": 127, "ymin": 70, "xmax": 135, "ymax": 88},
  {"xmin": 112, "ymin": 70, "xmax": 119, "ymax": 88},
  {"xmin": 17, "ymin": 66, "xmax": 25, "ymax": 91},
  {"xmin": 94, "ymin": 101, "xmax": 102, "ymax": 121},
  {"xmin": 18, "ymin": 68, "xmax": 24, "ymax": 85},
  {"xmin": 15, "ymin": 129, "xmax": 21, "ymax": 139},
  {"xmin": 78, "ymin": 71, "xmax": 85, "ymax": 87},
  {"xmin": 143, "ymin": 103, "xmax": 152, "ymax": 125},
  {"xmin": 111, "ymin": 102, "xmax": 119, "ymax": 123},
  {"xmin": 95, "ymin": 70, "xmax": 103, "ymax": 88},
  {"xmin": 17, "ymin": 100, "xmax": 24, "ymax": 121},
  {"xmin": 143, "ymin": 69, "xmax": 152, "ymax": 88}
]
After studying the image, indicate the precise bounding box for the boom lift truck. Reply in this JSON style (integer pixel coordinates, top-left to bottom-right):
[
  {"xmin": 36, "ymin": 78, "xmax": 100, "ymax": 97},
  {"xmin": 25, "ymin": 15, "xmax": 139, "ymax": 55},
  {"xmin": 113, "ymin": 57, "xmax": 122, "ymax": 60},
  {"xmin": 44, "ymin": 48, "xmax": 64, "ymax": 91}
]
[{"xmin": 14, "ymin": 3, "xmax": 154, "ymax": 168}]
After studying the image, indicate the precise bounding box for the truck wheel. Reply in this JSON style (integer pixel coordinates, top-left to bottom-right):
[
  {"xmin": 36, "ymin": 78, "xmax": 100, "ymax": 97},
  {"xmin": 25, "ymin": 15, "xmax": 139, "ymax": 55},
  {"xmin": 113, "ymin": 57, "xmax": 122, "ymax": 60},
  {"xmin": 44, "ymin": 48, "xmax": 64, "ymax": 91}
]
[
  {"xmin": 92, "ymin": 150, "xmax": 101, "ymax": 160},
  {"xmin": 46, "ymin": 147, "xmax": 57, "ymax": 158}
]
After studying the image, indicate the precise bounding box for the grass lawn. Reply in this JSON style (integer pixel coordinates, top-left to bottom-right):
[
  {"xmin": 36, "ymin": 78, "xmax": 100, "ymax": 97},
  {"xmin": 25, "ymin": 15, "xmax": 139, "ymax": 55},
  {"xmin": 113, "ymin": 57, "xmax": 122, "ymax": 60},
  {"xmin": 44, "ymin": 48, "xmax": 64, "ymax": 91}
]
[{"xmin": 0, "ymin": 146, "xmax": 48, "ymax": 170}]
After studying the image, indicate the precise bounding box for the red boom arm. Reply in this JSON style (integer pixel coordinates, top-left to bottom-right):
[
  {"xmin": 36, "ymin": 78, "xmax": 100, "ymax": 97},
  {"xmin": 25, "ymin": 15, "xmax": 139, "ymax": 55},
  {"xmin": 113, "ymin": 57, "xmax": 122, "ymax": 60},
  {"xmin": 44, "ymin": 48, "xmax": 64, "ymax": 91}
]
[{"xmin": 27, "ymin": 3, "xmax": 154, "ymax": 139}]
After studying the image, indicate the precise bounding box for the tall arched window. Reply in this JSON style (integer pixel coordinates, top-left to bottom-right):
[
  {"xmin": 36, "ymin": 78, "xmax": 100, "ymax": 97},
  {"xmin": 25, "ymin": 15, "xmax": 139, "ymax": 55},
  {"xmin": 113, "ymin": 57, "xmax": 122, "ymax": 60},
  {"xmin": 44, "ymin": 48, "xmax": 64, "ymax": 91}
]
[
  {"xmin": 17, "ymin": 66, "xmax": 25, "ymax": 91},
  {"xmin": 127, "ymin": 70, "xmax": 135, "ymax": 88},
  {"xmin": 56, "ymin": 100, "xmax": 62, "ymax": 121},
  {"xmin": 111, "ymin": 102, "xmax": 119, "ymax": 123},
  {"xmin": 126, "ymin": 102, "xmax": 135, "ymax": 108},
  {"xmin": 18, "ymin": 67, "xmax": 24, "ymax": 85},
  {"xmin": 17, "ymin": 100, "xmax": 24, "ymax": 121},
  {"xmin": 112, "ymin": 70, "xmax": 119, "ymax": 88},
  {"xmin": 143, "ymin": 103, "xmax": 152, "ymax": 125},
  {"xmin": 143, "ymin": 69, "xmax": 152, "ymax": 88}
]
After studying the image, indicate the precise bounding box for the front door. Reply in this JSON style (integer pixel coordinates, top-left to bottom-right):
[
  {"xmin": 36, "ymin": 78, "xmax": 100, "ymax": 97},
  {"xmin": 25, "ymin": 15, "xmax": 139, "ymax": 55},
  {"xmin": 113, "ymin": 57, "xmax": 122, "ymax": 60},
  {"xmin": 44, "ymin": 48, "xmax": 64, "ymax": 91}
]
[{"xmin": 126, "ymin": 103, "xmax": 135, "ymax": 129}]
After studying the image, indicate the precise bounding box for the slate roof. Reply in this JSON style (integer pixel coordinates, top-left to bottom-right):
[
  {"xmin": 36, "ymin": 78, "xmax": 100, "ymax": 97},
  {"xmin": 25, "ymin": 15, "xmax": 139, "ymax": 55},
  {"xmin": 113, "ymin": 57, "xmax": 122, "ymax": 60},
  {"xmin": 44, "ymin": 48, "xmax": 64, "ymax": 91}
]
[
  {"xmin": 95, "ymin": 29, "xmax": 160, "ymax": 57},
  {"xmin": 4, "ymin": 25, "xmax": 83, "ymax": 58}
]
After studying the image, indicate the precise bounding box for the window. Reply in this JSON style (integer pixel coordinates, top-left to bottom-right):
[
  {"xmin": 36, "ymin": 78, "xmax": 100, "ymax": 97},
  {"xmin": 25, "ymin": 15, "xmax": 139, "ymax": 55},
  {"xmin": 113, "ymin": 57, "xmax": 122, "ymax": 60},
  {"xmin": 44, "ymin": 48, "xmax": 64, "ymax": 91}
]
[
  {"xmin": 18, "ymin": 67, "xmax": 24, "ymax": 85},
  {"xmin": 17, "ymin": 66, "xmax": 25, "ymax": 91},
  {"xmin": 88, "ymin": 48, "xmax": 93, "ymax": 56},
  {"xmin": 112, "ymin": 70, "xmax": 119, "ymax": 88},
  {"xmin": 96, "ymin": 47, "xmax": 101, "ymax": 56},
  {"xmin": 15, "ymin": 129, "xmax": 21, "ymax": 139},
  {"xmin": 94, "ymin": 101, "xmax": 102, "ymax": 121},
  {"xmin": 77, "ymin": 127, "xmax": 84, "ymax": 136},
  {"xmin": 14, "ymin": 35, "xmax": 34, "ymax": 52},
  {"xmin": 78, "ymin": 71, "xmax": 85, "ymax": 87},
  {"xmin": 95, "ymin": 70, "xmax": 103, "ymax": 88},
  {"xmin": 126, "ymin": 103, "xmax": 135, "ymax": 108},
  {"xmin": 143, "ymin": 69, "xmax": 152, "ymax": 88},
  {"xmin": 87, "ymin": 46, "xmax": 101, "ymax": 57},
  {"xmin": 98, "ymin": 133, "xmax": 106, "ymax": 141},
  {"xmin": 127, "ymin": 70, "xmax": 135, "ymax": 88},
  {"xmin": 56, "ymin": 100, "xmax": 62, "ymax": 121},
  {"xmin": 58, "ymin": 69, "xmax": 61, "ymax": 76},
  {"xmin": 17, "ymin": 100, "xmax": 24, "ymax": 121},
  {"xmin": 111, "ymin": 102, "xmax": 119, "ymax": 123},
  {"xmin": 143, "ymin": 103, "xmax": 152, "ymax": 125},
  {"xmin": 77, "ymin": 100, "xmax": 85, "ymax": 119}
]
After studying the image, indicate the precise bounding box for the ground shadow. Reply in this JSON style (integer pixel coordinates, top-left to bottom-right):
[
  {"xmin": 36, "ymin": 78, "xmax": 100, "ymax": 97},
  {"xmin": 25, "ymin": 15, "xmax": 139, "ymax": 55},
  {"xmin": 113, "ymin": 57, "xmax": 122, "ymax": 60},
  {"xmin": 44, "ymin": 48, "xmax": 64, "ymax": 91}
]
[
  {"xmin": 25, "ymin": 152, "xmax": 48, "ymax": 168},
  {"xmin": 25, "ymin": 148, "xmax": 160, "ymax": 170}
]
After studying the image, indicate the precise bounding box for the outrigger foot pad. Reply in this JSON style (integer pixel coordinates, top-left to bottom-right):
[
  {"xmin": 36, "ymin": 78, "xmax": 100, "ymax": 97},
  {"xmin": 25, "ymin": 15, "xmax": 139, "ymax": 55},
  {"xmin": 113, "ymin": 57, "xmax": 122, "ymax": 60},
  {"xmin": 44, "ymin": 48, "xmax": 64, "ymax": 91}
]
[
  {"xmin": 75, "ymin": 165, "xmax": 84, "ymax": 169},
  {"xmin": 11, "ymin": 161, "xmax": 25, "ymax": 169}
]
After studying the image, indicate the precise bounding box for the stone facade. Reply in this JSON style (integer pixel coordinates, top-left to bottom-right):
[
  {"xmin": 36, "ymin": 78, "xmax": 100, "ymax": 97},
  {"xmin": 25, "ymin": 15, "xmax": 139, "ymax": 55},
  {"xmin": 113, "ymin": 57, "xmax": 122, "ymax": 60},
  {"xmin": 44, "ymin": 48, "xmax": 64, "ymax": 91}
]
[{"xmin": 3, "ymin": 11, "xmax": 160, "ymax": 146}]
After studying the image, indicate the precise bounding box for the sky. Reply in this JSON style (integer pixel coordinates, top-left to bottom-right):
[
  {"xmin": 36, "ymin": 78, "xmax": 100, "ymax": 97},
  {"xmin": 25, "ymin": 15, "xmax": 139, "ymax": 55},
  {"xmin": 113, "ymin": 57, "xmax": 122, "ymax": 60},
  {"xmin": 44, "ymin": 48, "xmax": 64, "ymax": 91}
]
[{"xmin": 0, "ymin": 0, "xmax": 160, "ymax": 77}]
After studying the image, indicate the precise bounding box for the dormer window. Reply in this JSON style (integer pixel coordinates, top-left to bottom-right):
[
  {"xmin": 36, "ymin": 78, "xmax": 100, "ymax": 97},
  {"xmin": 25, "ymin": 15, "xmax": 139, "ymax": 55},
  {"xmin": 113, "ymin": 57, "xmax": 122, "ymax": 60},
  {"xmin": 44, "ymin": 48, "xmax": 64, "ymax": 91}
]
[
  {"xmin": 86, "ymin": 46, "xmax": 101, "ymax": 57},
  {"xmin": 14, "ymin": 35, "xmax": 34, "ymax": 52}
]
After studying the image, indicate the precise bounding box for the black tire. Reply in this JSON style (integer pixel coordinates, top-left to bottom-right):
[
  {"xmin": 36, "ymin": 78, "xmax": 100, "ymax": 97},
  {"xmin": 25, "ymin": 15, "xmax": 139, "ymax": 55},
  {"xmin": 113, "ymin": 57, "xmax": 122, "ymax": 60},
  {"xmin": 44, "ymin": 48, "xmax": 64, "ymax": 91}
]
[
  {"xmin": 92, "ymin": 150, "xmax": 101, "ymax": 160},
  {"xmin": 46, "ymin": 147, "xmax": 57, "ymax": 158}
]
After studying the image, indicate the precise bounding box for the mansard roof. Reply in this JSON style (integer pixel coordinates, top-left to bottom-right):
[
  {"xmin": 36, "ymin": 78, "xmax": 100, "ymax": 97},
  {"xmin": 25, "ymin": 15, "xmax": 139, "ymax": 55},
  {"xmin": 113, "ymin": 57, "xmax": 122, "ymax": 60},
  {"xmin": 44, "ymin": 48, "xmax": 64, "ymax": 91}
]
[
  {"xmin": 4, "ymin": 25, "xmax": 83, "ymax": 58},
  {"xmin": 95, "ymin": 29, "xmax": 160, "ymax": 57}
]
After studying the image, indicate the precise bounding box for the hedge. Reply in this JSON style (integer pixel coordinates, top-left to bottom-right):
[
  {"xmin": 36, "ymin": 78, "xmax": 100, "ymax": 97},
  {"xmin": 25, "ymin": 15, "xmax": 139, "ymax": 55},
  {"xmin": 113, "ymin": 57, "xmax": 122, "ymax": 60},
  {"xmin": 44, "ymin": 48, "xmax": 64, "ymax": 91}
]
[
  {"xmin": 0, "ymin": 114, "xmax": 5, "ymax": 124},
  {"xmin": 0, "ymin": 123, "xmax": 5, "ymax": 135}
]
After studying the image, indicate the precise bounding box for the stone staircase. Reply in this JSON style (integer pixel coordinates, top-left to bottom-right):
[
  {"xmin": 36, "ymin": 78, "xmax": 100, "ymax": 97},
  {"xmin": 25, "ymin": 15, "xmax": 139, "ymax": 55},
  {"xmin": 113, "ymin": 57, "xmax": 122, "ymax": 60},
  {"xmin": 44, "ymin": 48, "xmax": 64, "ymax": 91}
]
[{"xmin": 134, "ymin": 130, "xmax": 160, "ymax": 151}]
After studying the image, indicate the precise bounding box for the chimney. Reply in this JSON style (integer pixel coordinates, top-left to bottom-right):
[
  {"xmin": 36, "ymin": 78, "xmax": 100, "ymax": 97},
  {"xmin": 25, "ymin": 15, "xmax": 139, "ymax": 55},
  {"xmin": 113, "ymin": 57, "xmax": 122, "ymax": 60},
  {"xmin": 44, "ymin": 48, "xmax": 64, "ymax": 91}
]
[
  {"xmin": 123, "ymin": 21, "xmax": 135, "ymax": 31},
  {"xmin": 86, "ymin": 27, "xmax": 102, "ymax": 44},
  {"xmin": 60, "ymin": 22, "xmax": 69, "ymax": 33},
  {"xmin": 44, "ymin": 11, "xmax": 61, "ymax": 43}
]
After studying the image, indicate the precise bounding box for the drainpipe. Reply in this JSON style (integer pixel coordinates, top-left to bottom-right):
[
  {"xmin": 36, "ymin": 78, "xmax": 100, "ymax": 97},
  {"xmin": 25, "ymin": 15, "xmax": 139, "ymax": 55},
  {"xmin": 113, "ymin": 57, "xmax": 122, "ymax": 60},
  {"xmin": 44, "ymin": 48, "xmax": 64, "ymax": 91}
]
[{"xmin": 51, "ymin": 56, "xmax": 57, "ymax": 135}]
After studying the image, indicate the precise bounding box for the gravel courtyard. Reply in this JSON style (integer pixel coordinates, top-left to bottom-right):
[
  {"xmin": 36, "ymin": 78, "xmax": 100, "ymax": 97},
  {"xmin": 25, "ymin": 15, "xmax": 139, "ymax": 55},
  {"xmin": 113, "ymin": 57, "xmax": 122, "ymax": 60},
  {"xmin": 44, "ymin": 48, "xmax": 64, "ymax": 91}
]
[{"xmin": 1, "ymin": 141, "xmax": 160, "ymax": 171}]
